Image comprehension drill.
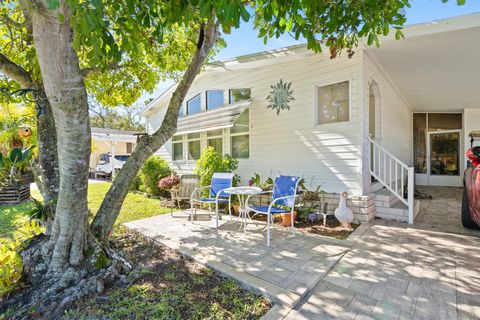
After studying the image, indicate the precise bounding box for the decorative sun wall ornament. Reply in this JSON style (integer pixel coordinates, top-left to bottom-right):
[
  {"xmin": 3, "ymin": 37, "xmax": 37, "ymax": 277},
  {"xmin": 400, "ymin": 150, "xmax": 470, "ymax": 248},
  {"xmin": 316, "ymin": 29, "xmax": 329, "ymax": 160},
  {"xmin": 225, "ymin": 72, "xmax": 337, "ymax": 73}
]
[{"xmin": 266, "ymin": 79, "xmax": 294, "ymax": 115}]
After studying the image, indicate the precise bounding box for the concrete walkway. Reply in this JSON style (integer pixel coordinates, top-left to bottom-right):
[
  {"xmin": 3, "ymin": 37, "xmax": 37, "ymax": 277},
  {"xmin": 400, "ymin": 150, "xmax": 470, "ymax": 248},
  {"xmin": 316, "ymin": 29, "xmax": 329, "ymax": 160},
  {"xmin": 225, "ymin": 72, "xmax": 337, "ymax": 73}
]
[{"xmin": 126, "ymin": 187, "xmax": 480, "ymax": 319}]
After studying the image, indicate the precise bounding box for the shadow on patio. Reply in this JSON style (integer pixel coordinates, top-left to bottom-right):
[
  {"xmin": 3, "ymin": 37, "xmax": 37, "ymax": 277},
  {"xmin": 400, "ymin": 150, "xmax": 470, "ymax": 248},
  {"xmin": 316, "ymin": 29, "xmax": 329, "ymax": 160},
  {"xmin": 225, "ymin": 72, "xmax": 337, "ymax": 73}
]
[{"xmin": 124, "ymin": 211, "xmax": 358, "ymax": 308}]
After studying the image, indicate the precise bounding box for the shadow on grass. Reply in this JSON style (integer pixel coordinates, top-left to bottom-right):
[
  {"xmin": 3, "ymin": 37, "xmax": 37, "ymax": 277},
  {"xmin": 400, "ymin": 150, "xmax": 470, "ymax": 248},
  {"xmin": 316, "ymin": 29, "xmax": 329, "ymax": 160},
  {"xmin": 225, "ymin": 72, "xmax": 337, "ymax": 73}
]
[{"xmin": 0, "ymin": 201, "xmax": 35, "ymax": 244}]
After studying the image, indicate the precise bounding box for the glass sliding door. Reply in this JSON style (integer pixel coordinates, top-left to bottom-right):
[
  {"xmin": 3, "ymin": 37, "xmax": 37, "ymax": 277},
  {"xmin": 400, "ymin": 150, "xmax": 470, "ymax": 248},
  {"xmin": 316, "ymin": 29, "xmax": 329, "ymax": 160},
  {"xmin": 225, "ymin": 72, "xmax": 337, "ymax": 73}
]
[
  {"xmin": 428, "ymin": 130, "xmax": 461, "ymax": 186},
  {"xmin": 413, "ymin": 113, "xmax": 463, "ymax": 187}
]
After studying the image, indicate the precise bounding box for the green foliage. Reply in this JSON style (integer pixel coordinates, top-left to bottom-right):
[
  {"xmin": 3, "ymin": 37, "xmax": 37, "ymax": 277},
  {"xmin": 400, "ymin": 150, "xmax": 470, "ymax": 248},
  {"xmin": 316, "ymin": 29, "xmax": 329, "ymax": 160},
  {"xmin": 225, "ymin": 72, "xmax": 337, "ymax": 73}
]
[
  {"xmin": 129, "ymin": 174, "xmax": 142, "ymax": 192},
  {"xmin": 253, "ymin": 0, "xmax": 412, "ymax": 56},
  {"xmin": 195, "ymin": 147, "xmax": 240, "ymax": 191},
  {"xmin": 139, "ymin": 156, "xmax": 171, "ymax": 196},
  {"xmin": 0, "ymin": 146, "xmax": 35, "ymax": 183},
  {"xmin": 0, "ymin": 220, "xmax": 43, "ymax": 297},
  {"xmin": 28, "ymin": 198, "xmax": 55, "ymax": 222},
  {"xmin": 249, "ymin": 173, "xmax": 273, "ymax": 191}
]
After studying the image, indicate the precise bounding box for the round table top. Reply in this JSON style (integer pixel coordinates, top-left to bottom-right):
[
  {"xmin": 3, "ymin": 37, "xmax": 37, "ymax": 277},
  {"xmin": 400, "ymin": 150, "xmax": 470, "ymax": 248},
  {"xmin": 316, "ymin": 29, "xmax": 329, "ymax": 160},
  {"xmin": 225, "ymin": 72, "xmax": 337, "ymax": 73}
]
[{"xmin": 223, "ymin": 186, "xmax": 262, "ymax": 195}]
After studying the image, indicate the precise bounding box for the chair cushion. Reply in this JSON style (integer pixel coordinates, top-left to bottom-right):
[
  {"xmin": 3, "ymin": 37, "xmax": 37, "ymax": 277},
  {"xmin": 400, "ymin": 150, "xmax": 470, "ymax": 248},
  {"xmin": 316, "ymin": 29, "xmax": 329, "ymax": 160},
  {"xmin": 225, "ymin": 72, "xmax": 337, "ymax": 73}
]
[
  {"xmin": 198, "ymin": 197, "xmax": 229, "ymax": 203},
  {"xmin": 249, "ymin": 205, "xmax": 291, "ymax": 214}
]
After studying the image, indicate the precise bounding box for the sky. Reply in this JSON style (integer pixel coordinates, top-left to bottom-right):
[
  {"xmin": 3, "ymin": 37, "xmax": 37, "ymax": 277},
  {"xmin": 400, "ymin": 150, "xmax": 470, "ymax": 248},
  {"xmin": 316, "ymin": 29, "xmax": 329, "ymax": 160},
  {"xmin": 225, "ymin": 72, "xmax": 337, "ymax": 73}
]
[{"xmin": 143, "ymin": 0, "xmax": 480, "ymax": 103}]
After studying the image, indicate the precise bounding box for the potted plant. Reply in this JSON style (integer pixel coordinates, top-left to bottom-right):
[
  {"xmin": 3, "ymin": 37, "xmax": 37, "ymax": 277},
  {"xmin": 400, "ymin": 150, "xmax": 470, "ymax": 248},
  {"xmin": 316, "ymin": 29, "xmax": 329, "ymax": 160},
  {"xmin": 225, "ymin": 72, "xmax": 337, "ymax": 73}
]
[{"xmin": 0, "ymin": 147, "xmax": 35, "ymax": 204}]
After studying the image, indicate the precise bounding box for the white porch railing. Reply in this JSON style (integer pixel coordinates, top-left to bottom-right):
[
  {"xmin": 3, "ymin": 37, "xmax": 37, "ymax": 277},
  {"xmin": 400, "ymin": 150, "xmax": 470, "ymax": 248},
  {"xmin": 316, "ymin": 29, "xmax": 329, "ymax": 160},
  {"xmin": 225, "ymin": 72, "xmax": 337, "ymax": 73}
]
[{"xmin": 369, "ymin": 137, "xmax": 415, "ymax": 224}]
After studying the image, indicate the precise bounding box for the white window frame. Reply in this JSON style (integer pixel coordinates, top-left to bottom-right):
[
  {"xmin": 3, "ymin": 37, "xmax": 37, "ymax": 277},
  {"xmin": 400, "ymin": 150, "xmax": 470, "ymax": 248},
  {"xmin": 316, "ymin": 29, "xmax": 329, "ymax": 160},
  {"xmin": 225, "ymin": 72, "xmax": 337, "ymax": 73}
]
[
  {"xmin": 207, "ymin": 129, "xmax": 224, "ymax": 155},
  {"xmin": 186, "ymin": 93, "xmax": 202, "ymax": 116},
  {"xmin": 172, "ymin": 134, "xmax": 184, "ymax": 163},
  {"xmin": 187, "ymin": 133, "xmax": 201, "ymax": 162},
  {"xmin": 314, "ymin": 79, "xmax": 352, "ymax": 127},
  {"xmin": 229, "ymin": 109, "xmax": 250, "ymax": 160},
  {"xmin": 229, "ymin": 88, "xmax": 252, "ymax": 105},
  {"xmin": 206, "ymin": 89, "xmax": 225, "ymax": 110}
]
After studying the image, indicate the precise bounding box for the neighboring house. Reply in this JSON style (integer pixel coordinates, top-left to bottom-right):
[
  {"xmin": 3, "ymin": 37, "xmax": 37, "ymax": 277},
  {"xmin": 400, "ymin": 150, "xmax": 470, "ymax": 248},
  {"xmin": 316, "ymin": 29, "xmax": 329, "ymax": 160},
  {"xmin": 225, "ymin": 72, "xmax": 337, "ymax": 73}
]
[
  {"xmin": 141, "ymin": 14, "xmax": 480, "ymax": 224},
  {"xmin": 90, "ymin": 127, "xmax": 138, "ymax": 176}
]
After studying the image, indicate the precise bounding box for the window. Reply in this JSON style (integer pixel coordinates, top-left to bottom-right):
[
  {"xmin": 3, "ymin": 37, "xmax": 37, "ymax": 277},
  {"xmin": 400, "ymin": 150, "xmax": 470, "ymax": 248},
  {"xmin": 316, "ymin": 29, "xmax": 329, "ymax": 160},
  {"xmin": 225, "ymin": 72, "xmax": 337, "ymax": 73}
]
[
  {"xmin": 99, "ymin": 153, "xmax": 110, "ymax": 163},
  {"xmin": 187, "ymin": 133, "xmax": 201, "ymax": 160},
  {"xmin": 231, "ymin": 135, "xmax": 249, "ymax": 158},
  {"xmin": 179, "ymin": 105, "xmax": 184, "ymax": 118},
  {"xmin": 229, "ymin": 88, "xmax": 251, "ymax": 104},
  {"xmin": 230, "ymin": 109, "xmax": 249, "ymax": 158},
  {"xmin": 187, "ymin": 94, "xmax": 201, "ymax": 115},
  {"xmin": 413, "ymin": 113, "xmax": 427, "ymax": 174},
  {"xmin": 126, "ymin": 143, "xmax": 133, "ymax": 153},
  {"xmin": 207, "ymin": 129, "xmax": 223, "ymax": 155},
  {"xmin": 172, "ymin": 135, "xmax": 183, "ymax": 161},
  {"xmin": 317, "ymin": 81, "xmax": 349, "ymax": 125},
  {"xmin": 206, "ymin": 90, "xmax": 224, "ymax": 110},
  {"xmin": 114, "ymin": 155, "xmax": 130, "ymax": 161}
]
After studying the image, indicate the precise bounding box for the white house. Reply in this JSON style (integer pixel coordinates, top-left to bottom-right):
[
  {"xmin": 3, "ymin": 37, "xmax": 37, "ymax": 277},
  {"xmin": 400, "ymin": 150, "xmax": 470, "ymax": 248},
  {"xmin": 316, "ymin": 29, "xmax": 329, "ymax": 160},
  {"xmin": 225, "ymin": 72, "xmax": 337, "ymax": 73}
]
[{"xmin": 141, "ymin": 14, "xmax": 480, "ymax": 224}]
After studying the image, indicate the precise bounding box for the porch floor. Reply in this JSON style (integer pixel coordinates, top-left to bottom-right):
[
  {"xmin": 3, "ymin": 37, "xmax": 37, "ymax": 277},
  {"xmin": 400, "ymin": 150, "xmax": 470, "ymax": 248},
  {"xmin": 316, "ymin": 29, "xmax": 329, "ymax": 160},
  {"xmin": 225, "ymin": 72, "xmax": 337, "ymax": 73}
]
[{"xmin": 414, "ymin": 186, "xmax": 479, "ymax": 236}]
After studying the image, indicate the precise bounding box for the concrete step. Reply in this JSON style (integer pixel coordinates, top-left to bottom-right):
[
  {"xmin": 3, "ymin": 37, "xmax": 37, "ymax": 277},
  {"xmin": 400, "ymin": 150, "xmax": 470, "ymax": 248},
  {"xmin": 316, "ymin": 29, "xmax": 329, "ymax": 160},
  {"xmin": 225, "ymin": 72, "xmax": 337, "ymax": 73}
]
[
  {"xmin": 373, "ymin": 188, "xmax": 401, "ymax": 207},
  {"xmin": 371, "ymin": 187, "xmax": 420, "ymax": 223}
]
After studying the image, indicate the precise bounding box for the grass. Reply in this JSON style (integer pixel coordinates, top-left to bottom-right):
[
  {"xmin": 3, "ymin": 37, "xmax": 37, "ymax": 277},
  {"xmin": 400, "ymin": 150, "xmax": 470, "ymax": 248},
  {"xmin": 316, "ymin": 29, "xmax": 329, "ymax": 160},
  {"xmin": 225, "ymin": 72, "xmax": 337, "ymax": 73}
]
[
  {"xmin": 0, "ymin": 181, "xmax": 171, "ymax": 245},
  {"xmin": 86, "ymin": 182, "xmax": 172, "ymax": 225},
  {"xmin": 0, "ymin": 201, "xmax": 35, "ymax": 245},
  {"xmin": 63, "ymin": 228, "xmax": 271, "ymax": 319}
]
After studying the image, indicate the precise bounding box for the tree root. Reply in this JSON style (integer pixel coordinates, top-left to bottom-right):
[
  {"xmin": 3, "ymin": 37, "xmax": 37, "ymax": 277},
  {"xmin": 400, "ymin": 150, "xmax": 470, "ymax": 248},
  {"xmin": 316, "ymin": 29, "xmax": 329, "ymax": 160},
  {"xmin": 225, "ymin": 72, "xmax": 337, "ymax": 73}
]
[{"xmin": 0, "ymin": 234, "xmax": 135, "ymax": 319}]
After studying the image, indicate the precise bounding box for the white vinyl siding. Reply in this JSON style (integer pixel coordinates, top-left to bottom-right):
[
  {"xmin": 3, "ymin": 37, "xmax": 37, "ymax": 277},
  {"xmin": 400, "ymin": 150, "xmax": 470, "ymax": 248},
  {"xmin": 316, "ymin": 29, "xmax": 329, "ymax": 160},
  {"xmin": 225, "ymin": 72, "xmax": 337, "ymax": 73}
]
[{"xmin": 147, "ymin": 52, "xmax": 363, "ymax": 195}]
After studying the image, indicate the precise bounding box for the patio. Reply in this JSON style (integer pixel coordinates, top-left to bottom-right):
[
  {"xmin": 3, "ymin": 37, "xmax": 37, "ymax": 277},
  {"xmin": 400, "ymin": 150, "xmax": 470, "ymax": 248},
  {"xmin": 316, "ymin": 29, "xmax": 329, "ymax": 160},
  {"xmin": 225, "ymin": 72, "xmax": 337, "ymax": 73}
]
[
  {"xmin": 126, "ymin": 185, "xmax": 480, "ymax": 319},
  {"xmin": 125, "ymin": 212, "xmax": 368, "ymax": 308}
]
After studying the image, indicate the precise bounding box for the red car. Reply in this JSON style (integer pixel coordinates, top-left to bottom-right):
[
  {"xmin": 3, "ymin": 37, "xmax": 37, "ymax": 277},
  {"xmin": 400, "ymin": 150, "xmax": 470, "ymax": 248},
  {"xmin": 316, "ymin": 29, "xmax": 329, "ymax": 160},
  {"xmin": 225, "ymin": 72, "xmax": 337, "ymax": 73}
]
[{"xmin": 462, "ymin": 131, "xmax": 480, "ymax": 229}]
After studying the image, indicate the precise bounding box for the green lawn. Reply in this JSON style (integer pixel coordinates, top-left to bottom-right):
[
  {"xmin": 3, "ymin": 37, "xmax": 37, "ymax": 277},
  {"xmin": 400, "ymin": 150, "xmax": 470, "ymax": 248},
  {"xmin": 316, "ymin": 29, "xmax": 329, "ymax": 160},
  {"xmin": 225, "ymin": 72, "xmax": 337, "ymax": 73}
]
[{"xmin": 0, "ymin": 182, "xmax": 171, "ymax": 245}]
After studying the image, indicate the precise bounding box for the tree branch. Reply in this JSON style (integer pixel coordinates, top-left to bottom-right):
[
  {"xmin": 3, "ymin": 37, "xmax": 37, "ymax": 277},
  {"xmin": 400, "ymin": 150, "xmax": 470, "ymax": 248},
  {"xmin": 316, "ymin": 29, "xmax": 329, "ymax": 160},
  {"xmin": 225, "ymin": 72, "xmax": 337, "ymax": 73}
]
[
  {"xmin": 0, "ymin": 14, "xmax": 25, "ymax": 29},
  {"xmin": 80, "ymin": 62, "xmax": 121, "ymax": 78},
  {"xmin": 0, "ymin": 52, "xmax": 34, "ymax": 88}
]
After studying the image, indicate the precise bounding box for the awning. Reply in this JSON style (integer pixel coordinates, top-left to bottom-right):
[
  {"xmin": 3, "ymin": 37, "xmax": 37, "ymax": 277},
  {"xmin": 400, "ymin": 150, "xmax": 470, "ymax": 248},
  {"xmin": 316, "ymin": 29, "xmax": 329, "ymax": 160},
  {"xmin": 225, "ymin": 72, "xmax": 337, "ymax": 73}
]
[{"xmin": 176, "ymin": 100, "xmax": 251, "ymax": 135}]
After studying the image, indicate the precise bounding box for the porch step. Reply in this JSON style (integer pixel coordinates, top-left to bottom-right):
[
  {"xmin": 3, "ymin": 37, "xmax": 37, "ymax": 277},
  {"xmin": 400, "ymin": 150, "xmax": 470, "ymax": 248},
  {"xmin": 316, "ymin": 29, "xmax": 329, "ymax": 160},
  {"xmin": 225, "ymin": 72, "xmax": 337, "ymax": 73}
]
[
  {"xmin": 372, "ymin": 188, "xmax": 420, "ymax": 223},
  {"xmin": 374, "ymin": 188, "xmax": 400, "ymax": 208}
]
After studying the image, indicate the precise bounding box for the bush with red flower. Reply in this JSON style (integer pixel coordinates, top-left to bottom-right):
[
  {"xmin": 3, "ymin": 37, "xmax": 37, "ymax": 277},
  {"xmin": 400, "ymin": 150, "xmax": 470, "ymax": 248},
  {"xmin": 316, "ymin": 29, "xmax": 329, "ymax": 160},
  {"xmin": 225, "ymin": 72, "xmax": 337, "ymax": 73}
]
[{"xmin": 158, "ymin": 174, "xmax": 180, "ymax": 190}]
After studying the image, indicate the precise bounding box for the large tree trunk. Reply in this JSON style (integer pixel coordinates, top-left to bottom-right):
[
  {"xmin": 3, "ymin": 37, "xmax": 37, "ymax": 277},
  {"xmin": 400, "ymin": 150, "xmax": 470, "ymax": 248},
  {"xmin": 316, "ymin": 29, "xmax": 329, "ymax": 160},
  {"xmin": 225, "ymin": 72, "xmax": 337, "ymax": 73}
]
[
  {"xmin": 91, "ymin": 20, "xmax": 220, "ymax": 241},
  {"xmin": 36, "ymin": 93, "xmax": 60, "ymax": 206},
  {"xmin": 30, "ymin": 0, "xmax": 91, "ymax": 271}
]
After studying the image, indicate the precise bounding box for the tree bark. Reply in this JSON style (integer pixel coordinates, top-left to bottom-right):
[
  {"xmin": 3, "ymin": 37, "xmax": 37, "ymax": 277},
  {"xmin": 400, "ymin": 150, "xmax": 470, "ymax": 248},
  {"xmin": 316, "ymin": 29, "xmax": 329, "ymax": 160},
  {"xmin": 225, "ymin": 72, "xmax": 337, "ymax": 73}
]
[
  {"xmin": 29, "ymin": 0, "xmax": 91, "ymax": 271},
  {"xmin": 35, "ymin": 93, "xmax": 59, "ymax": 205},
  {"xmin": 0, "ymin": 53, "xmax": 59, "ymax": 206},
  {"xmin": 91, "ymin": 20, "xmax": 220, "ymax": 241}
]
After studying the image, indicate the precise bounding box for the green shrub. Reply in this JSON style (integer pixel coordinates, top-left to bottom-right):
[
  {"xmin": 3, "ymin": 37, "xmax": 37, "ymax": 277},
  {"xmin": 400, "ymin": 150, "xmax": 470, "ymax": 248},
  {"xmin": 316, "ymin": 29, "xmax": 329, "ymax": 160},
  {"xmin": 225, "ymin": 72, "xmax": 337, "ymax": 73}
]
[
  {"xmin": 129, "ymin": 174, "xmax": 142, "ymax": 192},
  {"xmin": 0, "ymin": 220, "xmax": 43, "ymax": 297},
  {"xmin": 195, "ymin": 147, "xmax": 240, "ymax": 192},
  {"xmin": 139, "ymin": 156, "xmax": 171, "ymax": 196}
]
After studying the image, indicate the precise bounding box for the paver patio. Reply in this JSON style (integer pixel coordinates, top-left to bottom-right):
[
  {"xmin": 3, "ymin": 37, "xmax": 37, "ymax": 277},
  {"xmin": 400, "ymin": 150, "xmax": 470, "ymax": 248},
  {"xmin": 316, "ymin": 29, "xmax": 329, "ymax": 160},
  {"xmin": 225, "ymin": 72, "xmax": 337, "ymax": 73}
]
[
  {"xmin": 125, "ymin": 212, "xmax": 363, "ymax": 307},
  {"xmin": 126, "ymin": 187, "xmax": 480, "ymax": 319},
  {"xmin": 288, "ymin": 187, "xmax": 480, "ymax": 320}
]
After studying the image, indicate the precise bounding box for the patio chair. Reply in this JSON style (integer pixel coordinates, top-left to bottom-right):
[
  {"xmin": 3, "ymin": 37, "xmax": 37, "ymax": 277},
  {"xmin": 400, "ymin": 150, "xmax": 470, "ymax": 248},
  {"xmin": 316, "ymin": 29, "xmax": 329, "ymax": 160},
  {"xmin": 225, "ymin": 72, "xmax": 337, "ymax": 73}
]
[
  {"xmin": 170, "ymin": 174, "xmax": 200, "ymax": 217},
  {"xmin": 191, "ymin": 173, "xmax": 233, "ymax": 228},
  {"xmin": 246, "ymin": 175, "xmax": 300, "ymax": 247}
]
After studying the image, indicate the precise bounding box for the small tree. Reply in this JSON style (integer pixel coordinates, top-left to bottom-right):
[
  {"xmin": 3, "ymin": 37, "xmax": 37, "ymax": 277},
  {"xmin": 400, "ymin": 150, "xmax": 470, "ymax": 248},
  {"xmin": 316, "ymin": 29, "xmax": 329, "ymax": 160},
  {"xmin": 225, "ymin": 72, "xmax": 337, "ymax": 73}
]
[
  {"xmin": 139, "ymin": 156, "xmax": 171, "ymax": 196},
  {"xmin": 195, "ymin": 146, "xmax": 240, "ymax": 191}
]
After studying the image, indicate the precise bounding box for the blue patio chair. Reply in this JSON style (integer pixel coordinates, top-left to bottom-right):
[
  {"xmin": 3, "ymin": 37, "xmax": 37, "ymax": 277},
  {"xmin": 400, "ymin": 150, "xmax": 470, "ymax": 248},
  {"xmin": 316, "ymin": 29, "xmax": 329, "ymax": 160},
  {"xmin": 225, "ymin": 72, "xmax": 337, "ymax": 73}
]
[
  {"xmin": 246, "ymin": 175, "xmax": 300, "ymax": 247},
  {"xmin": 191, "ymin": 172, "xmax": 233, "ymax": 228}
]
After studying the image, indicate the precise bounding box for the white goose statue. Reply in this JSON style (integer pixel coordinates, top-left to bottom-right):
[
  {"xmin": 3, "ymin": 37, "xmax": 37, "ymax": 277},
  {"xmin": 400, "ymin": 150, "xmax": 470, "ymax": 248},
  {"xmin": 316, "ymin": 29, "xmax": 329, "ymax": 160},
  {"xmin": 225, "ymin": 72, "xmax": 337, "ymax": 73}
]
[{"xmin": 334, "ymin": 192, "xmax": 353, "ymax": 230}]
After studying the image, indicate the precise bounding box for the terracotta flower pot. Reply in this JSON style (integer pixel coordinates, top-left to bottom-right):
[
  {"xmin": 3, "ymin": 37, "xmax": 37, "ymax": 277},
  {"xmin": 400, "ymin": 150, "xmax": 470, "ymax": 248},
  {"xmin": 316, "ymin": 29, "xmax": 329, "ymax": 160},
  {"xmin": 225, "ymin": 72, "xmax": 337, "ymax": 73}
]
[
  {"xmin": 281, "ymin": 210, "xmax": 297, "ymax": 227},
  {"xmin": 231, "ymin": 204, "xmax": 240, "ymax": 215}
]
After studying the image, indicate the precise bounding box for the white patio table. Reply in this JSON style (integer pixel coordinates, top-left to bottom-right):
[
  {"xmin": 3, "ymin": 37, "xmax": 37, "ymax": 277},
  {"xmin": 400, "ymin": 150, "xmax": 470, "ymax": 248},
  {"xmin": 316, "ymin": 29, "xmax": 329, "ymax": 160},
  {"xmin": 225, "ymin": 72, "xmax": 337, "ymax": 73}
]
[{"xmin": 223, "ymin": 186, "xmax": 262, "ymax": 232}]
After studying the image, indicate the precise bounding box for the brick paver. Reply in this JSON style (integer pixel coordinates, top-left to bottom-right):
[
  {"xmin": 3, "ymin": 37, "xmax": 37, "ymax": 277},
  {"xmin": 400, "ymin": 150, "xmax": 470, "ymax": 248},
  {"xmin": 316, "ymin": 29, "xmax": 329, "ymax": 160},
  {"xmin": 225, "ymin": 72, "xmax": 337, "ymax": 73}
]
[{"xmin": 288, "ymin": 187, "xmax": 480, "ymax": 320}]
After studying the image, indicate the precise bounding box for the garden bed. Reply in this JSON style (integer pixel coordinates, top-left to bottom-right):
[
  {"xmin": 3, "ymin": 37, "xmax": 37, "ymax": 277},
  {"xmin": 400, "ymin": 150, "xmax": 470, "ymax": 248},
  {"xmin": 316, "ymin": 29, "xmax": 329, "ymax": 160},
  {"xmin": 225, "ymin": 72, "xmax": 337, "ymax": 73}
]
[{"xmin": 63, "ymin": 228, "xmax": 271, "ymax": 319}]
